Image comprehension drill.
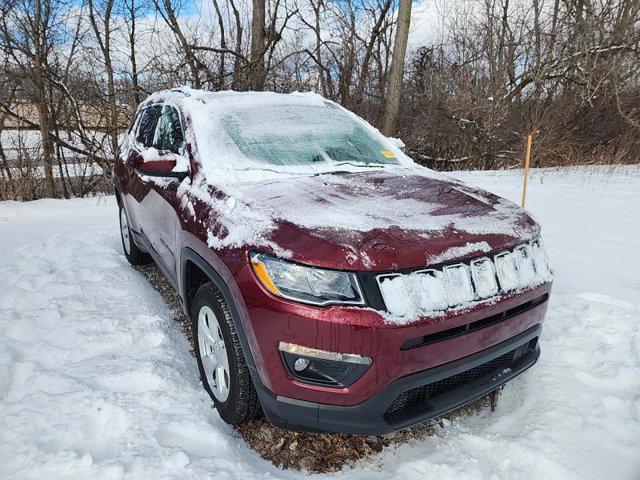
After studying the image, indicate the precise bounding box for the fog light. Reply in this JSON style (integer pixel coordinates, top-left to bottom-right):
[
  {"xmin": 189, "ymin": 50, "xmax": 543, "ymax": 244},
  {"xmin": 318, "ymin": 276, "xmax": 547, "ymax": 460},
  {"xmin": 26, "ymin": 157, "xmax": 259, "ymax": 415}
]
[
  {"xmin": 294, "ymin": 357, "xmax": 310, "ymax": 372},
  {"xmin": 278, "ymin": 342, "xmax": 372, "ymax": 364},
  {"xmin": 278, "ymin": 342, "xmax": 372, "ymax": 387}
]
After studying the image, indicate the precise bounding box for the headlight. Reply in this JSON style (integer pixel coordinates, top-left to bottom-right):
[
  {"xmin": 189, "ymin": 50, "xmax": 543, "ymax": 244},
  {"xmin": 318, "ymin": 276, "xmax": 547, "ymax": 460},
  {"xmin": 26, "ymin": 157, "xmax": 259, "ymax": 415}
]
[{"xmin": 249, "ymin": 252, "xmax": 365, "ymax": 306}]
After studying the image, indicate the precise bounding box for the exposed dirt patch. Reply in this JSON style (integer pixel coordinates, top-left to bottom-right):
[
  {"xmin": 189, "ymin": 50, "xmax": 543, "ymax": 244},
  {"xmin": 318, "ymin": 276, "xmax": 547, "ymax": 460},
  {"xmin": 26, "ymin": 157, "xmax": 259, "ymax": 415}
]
[
  {"xmin": 234, "ymin": 399, "xmax": 491, "ymax": 473},
  {"xmin": 136, "ymin": 263, "xmax": 496, "ymax": 473}
]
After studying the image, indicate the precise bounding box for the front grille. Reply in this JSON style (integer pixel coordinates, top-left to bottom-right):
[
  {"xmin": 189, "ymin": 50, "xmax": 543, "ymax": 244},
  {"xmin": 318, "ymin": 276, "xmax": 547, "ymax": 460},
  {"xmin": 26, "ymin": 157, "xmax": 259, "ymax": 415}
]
[
  {"xmin": 400, "ymin": 293, "xmax": 548, "ymax": 350},
  {"xmin": 376, "ymin": 239, "xmax": 551, "ymax": 316},
  {"xmin": 384, "ymin": 340, "xmax": 534, "ymax": 422}
]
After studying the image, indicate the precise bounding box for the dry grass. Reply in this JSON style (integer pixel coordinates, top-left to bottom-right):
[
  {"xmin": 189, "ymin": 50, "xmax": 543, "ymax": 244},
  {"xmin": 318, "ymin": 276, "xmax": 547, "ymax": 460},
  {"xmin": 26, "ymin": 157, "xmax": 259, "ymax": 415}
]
[{"xmin": 135, "ymin": 263, "xmax": 496, "ymax": 473}]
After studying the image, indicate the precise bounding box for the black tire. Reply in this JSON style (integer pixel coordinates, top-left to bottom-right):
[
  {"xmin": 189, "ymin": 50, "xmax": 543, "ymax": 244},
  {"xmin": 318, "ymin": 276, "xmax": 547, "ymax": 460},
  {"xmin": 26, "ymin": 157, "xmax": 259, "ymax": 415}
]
[
  {"xmin": 118, "ymin": 203, "xmax": 151, "ymax": 266},
  {"xmin": 192, "ymin": 282, "xmax": 261, "ymax": 424}
]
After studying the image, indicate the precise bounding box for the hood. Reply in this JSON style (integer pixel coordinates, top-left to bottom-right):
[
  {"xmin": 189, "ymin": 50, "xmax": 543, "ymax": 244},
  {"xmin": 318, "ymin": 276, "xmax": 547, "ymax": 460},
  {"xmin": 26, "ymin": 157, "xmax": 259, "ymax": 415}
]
[{"xmin": 225, "ymin": 168, "xmax": 540, "ymax": 271}]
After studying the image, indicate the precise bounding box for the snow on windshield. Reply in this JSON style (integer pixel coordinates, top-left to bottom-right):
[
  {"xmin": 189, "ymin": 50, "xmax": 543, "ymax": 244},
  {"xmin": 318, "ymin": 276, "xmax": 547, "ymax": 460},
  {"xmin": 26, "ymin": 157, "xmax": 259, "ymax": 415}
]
[{"xmin": 222, "ymin": 104, "xmax": 399, "ymax": 167}]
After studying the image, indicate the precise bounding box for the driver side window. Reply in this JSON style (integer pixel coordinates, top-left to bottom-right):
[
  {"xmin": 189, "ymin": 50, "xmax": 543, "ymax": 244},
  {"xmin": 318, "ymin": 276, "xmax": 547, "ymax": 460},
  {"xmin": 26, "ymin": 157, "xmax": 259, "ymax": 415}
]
[
  {"xmin": 135, "ymin": 105, "xmax": 162, "ymax": 148},
  {"xmin": 153, "ymin": 106, "xmax": 184, "ymax": 154}
]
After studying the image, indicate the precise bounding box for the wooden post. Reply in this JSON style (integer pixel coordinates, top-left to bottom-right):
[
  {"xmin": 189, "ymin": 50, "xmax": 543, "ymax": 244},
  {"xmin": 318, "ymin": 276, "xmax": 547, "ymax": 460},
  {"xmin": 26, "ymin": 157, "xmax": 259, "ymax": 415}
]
[{"xmin": 521, "ymin": 130, "xmax": 534, "ymax": 208}]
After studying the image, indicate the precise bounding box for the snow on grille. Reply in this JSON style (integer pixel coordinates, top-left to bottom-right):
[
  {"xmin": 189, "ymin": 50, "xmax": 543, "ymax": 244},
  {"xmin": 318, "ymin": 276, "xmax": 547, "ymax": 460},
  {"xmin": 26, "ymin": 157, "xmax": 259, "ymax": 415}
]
[{"xmin": 377, "ymin": 239, "xmax": 553, "ymax": 322}]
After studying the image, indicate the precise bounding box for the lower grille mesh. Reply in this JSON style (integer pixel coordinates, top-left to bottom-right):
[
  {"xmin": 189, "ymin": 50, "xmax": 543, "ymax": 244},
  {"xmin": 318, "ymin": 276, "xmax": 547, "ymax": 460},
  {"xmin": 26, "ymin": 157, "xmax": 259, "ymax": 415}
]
[{"xmin": 384, "ymin": 340, "xmax": 534, "ymax": 421}]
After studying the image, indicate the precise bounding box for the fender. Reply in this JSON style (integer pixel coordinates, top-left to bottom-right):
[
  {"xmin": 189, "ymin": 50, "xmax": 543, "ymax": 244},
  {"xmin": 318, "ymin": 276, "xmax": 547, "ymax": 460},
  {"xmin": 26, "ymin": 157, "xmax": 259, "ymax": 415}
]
[
  {"xmin": 114, "ymin": 183, "xmax": 153, "ymax": 258},
  {"xmin": 180, "ymin": 247, "xmax": 309, "ymax": 428},
  {"xmin": 180, "ymin": 247, "xmax": 262, "ymax": 381}
]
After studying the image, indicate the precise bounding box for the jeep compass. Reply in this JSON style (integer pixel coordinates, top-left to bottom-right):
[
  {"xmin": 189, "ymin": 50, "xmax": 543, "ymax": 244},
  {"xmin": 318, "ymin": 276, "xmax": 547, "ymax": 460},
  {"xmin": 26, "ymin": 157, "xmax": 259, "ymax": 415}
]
[{"xmin": 113, "ymin": 87, "xmax": 552, "ymax": 435}]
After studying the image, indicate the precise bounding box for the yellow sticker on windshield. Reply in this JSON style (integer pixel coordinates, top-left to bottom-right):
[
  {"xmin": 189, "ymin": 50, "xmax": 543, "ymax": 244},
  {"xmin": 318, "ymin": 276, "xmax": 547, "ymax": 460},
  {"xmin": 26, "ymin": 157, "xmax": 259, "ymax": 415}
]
[{"xmin": 381, "ymin": 150, "xmax": 397, "ymax": 158}]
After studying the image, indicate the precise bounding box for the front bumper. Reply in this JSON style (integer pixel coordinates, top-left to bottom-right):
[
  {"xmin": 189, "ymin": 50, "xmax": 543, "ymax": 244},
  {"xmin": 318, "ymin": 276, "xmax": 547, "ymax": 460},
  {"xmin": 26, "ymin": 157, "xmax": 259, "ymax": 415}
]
[
  {"xmin": 238, "ymin": 255, "xmax": 550, "ymax": 407},
  {"xmin": 256, "ymin": 324, "xmax": 541, "ymax": 435}
]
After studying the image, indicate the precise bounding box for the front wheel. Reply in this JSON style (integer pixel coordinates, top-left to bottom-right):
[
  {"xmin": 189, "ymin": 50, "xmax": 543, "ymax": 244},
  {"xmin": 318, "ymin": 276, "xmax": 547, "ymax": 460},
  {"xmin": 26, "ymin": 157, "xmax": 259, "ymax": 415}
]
[
  {"xmin": 119, "ymin": 203, "xmax": 151, "ymax": 266},
  {"xmin": 192, "ymin": 283, "xmax": 261, "ymax": 424}
]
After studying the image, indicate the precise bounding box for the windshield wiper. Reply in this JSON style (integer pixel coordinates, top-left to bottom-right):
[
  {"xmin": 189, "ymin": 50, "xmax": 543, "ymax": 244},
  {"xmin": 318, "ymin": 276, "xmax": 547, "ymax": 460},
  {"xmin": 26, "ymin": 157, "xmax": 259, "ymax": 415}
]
[
  {"xmin": 331, "ymin": 161, "xmax": 385, "ymax": 168},
  {"xmin": 313, "ymin": 170, "xmax": 352, "ymax": 176}
]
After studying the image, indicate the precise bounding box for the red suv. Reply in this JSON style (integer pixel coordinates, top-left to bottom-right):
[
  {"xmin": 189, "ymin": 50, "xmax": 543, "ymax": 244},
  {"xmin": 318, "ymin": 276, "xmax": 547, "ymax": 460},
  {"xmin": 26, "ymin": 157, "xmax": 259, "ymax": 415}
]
[{"xmin": 113, "ymin": 87, "xmax": 552, "ymax": 435}]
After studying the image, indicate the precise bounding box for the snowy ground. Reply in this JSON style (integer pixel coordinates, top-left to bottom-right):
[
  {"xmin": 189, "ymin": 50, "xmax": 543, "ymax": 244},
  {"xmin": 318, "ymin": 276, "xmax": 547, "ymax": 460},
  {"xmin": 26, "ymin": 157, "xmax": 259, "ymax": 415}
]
[{"xmin": 0, "ymin": 166, "xmax": 639, "ymax": 480}]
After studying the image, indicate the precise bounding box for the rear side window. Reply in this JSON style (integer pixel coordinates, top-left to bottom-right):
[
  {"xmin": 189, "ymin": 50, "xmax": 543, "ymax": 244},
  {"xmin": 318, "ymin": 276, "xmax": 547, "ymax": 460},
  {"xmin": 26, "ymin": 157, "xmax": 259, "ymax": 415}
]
[
  {"xmin": 135, "ymin": 106, "xmax": 162, "ymax": 147},
  {"xmin": 153, "ymin": 106, "xmax": 184, "ymax": 154}
]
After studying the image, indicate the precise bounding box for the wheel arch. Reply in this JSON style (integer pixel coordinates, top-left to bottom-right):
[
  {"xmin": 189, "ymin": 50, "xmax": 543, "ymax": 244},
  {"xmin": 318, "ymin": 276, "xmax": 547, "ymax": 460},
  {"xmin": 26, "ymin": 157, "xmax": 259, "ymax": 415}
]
[
  {"xmin": 180, "ymin": 248, "xmax": 259, "ymax": 374},
  {"xmin": 114, "ymin": 187, "xmax": 123, "ymax": 206},
  {"xmin": 112, "ymin": 177, "xmax": 124, "ymax": 206}
]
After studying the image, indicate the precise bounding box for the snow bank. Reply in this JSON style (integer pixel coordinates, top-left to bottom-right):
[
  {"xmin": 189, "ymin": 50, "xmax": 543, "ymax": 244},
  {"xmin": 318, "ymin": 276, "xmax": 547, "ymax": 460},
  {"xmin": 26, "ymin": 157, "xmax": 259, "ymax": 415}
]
[
  {"xmin": 0, "ymin": 198, "xmax": 276, "ymax": 479},
  {"xmin": 1, "ymin": 166, "xmax": 638, "ymax": 479}
]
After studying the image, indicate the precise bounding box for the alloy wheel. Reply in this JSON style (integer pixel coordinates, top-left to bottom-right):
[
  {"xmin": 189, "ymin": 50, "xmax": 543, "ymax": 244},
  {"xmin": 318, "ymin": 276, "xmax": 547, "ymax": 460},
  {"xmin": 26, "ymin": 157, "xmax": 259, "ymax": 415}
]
[
  {"xmin": 197, "ymin": 305, "xmax": 231, "ymax": 402},
  {"xmin": 120, "ymin": 207, "xmax": 131, "ymax": 255}
]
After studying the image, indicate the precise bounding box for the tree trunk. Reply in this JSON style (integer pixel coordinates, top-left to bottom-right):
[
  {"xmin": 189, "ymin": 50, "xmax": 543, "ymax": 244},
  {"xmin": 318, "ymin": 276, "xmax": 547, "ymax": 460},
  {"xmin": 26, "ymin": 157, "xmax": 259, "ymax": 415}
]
[
  {"xmin": 105, "ymin": 37, "xmax": 119, "ymax": 163},
  {"xmin": 0, "ymin": 123, "xmax": 14, "ymax": 200},
  {"xmin": 382, "ymin": 0, "xmax": 412, "ymax": 137},
  {"xmin": 35, "ymin": 103, "xmax": 56, "ymax": 198},
  {"xmin": 32, "ymin": 0, "xmax": 56, "ymax": 197},
  {"xmin": 355, "ymin": 0, "xmax": 393, "ymax": 104},
  {"xmin": 128, "ymin": 0, "xmax": 141, "ymax": 105},
  {"xmin": 250, "ymin": 0, "xmax": 266, "ymax": 90},
  {"xmin": 312, "ymin": 0, "xmax": 326, "ymax": 96},
  {"xmin": 88, "ymin": 0, "xmax": 119, "ymax": 162},
  {"xmin": 228, "ymin": 0, "xmax": 243, "ymax": 88},
  {"xmin": 156, "ymin": 0, "xmax": 202, "ymax": 88},
  {"xmin": 211, "ymin": 0, "xmax": 227, "ymax": 89}
]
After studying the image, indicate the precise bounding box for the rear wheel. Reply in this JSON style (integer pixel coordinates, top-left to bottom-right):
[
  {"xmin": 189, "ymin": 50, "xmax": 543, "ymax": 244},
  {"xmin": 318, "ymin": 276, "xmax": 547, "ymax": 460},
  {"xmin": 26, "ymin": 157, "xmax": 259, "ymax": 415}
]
[
  {"xmin": 119, "ymin": 204, "xmax": 151, "ymax": 265},
  {"xmin": 192, "ymin": 282, "xmax": 261, "ymax": 424}
]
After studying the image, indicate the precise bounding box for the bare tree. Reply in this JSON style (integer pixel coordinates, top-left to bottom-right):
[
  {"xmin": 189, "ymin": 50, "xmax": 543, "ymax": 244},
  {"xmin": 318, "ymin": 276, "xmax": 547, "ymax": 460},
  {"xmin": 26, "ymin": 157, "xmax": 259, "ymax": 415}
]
[
  {"xmin": 123, "ymin": 0, "xmax": 146, "ymax": 105},
  {"xmin": 383, "ymin": 0, "xmax": 411, "ymax": 136},
  {"xmin": 354, "ymin": 0, "xmax": 393, "ymax": 105},
  {"xmin": 1, "ymin": 0, "xmax": 639, "ymax": 200},
  {"xmin": 0, "ymin": 0, "xmax": 61, "ymax": 197},
  {"xmin": 88, "ymin": 0, "xmax": 120, "ymax": 160},
  {"xmin": 154, "ymin": 0, "xmax": 205, "ymax": 87}
]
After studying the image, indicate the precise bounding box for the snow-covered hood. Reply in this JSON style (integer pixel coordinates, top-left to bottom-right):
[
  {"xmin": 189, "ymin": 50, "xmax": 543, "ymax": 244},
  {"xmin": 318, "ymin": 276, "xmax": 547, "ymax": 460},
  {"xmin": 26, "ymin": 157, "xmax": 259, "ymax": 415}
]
[{"xmin": 224, "ymin": 168, "xmax": 540, "ymax": 271}]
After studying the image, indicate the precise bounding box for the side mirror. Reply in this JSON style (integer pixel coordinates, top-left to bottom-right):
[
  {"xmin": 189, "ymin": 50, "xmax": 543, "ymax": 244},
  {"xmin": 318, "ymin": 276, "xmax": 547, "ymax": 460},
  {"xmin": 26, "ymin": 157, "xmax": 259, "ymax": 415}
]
[{"xmin": 138, "ymin": 148, "xmax": 188, "ymax": 180}]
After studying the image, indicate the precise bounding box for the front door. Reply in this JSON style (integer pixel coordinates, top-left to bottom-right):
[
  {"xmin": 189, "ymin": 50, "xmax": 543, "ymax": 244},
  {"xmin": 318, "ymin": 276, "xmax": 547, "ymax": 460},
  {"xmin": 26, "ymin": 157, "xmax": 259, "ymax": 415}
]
[{"xmin": 127, "ymin": 104, "xmax": 186, "ymax": 284}]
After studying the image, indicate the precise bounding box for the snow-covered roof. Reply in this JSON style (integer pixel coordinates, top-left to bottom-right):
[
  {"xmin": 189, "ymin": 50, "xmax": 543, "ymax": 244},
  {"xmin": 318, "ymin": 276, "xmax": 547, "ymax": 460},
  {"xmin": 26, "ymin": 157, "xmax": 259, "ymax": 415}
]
[{"xmin": 142, "ymin": 86, "xmax": 328, "ymax": 110}]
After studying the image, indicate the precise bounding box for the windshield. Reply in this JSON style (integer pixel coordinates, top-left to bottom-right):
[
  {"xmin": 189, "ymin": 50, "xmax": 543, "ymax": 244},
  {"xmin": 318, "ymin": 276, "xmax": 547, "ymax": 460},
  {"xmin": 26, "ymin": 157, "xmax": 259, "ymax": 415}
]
[{"xmin": 222, "ymin": 104, "xmax": 399, "ymax": 167}]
